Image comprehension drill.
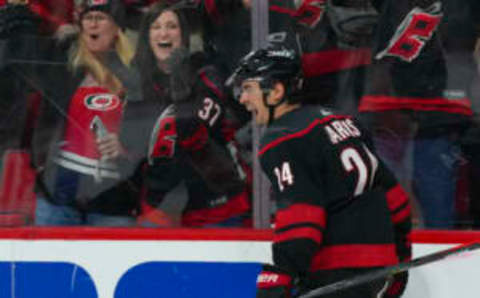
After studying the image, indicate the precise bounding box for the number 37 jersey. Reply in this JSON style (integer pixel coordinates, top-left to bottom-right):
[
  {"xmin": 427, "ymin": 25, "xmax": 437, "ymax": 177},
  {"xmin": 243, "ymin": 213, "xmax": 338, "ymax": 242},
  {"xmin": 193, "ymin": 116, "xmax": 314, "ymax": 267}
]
[{"xmin": 259, "ymin": 106, "xmax": 411, "ymax": 272}]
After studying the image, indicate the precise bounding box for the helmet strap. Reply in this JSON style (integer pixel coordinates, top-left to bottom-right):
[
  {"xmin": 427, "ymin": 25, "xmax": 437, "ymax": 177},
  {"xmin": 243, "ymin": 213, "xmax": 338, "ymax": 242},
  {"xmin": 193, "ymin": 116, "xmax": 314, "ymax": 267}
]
[{"xmin": 261, "ymin": 88, "xmax": 286, "ymax": 126}]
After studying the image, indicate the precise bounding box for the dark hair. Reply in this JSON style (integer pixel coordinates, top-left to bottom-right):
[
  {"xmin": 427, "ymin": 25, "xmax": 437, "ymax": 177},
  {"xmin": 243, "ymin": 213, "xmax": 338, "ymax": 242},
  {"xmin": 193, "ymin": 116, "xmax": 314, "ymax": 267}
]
[{"xmin": 133, "ymin": 2, "xmax": 191, "ymax": 104}]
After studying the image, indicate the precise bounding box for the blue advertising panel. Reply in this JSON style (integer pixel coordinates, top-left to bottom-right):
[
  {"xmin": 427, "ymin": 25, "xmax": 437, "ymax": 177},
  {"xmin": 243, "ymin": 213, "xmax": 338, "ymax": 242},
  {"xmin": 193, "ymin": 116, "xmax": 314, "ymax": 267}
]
[
  {"xmin": 0, "ymin": 261, "xmax": 260, "ymax": 298},
  {"xmin": 0, "ymin": 262, "xmax": 97, "ymax": 298},
  {"xmin": 115, "ymin": 262, "xmax": 261, "ymax": 298}
]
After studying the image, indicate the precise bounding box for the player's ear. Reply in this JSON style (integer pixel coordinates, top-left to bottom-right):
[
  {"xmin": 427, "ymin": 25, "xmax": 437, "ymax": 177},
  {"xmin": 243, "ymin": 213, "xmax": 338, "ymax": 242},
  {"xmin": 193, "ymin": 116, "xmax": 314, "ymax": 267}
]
[{"xmin": 268, "ymin": 82, "xmax": 285, "ymax": 105}]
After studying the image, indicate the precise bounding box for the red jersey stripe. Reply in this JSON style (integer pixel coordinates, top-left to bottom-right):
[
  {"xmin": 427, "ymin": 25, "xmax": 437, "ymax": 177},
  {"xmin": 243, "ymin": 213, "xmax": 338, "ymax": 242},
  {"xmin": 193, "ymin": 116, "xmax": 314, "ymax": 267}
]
[
  {"xmin": 275, "ymin": 203, "xmax": 326, "ymax": 230},
  {"xmin": 359, "ymin": 95, "xmax": 473, "ymax": 115},
  {"xmin": 274, "ymin": 226, "xmax": 323, "ymax": 244},
  {"xmin": 391, "ymin": 204, "xmax": 412, "ymax": 224},
  {"xmin": 199, "ymin": 70, "xmax": 225, "ymax": 100},
  {"xmin": 302, "ymin": 49, "xmax": 372, "ymax": 76},
  {"xmin": 258, "ymin": 115, "xmax": 346, "ymax": 156},
  {"xmin": 179, "ymin": 125, "xmax": 208, "ymax": 151},
  {"xmin": 311, "ymin": 244, "xmax": 398, "ymax": 270},
  {"xmin": 386, "ymin": 184, "xmax": 409, "ymax": 211}
]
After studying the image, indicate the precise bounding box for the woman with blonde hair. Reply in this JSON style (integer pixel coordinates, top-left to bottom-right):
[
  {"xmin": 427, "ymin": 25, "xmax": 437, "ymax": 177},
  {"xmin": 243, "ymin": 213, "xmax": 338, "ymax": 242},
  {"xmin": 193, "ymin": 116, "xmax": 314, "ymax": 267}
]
[{"xmin": 0, "ymin": 0, "xmax": 140, "ymax": 226}]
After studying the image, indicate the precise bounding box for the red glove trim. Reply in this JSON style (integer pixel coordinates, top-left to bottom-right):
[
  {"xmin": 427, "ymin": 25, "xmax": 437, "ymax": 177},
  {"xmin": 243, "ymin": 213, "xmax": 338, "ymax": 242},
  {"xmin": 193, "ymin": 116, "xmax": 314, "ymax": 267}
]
[
  {"xmin": 256, "ymin": 271, "xmax": 292, "ymax": 289},
  {"xmin": 386, "ymin": 184, "xmax": 411, "ymax": 223},
  {"xmin": 311, "ymin": 244, "xmax": 398, "ymax": 270},
  {"xmin": 138, "ymin": 201, "xmax": 175, "ymax": 227}
]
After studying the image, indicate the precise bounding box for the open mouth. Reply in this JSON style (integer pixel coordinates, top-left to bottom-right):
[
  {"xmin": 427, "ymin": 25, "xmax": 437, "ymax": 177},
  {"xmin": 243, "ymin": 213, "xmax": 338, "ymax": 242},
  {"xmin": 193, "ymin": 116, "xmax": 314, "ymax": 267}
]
[
  {"xmin": 247, "ymin": 106, "xmax": 258, "ymax": 116},
  {"xmin": 158, "ymin": 42, "xmax": 173, "ymax": 49},
  {"xmin": 90, "ymin": 34, "xmax": 99, "ymax": 40}
]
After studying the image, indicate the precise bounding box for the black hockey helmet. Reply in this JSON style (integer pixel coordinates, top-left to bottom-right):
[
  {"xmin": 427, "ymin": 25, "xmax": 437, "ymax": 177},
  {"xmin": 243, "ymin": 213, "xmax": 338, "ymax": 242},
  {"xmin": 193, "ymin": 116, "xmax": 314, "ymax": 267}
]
[{"xmin": 226, "ymin": 46, "xmax": 303, "ymax": 103}]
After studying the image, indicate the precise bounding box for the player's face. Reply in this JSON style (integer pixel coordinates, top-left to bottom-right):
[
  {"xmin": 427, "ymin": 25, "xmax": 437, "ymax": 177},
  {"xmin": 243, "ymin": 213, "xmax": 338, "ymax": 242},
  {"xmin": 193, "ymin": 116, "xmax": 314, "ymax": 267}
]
[
  {"xmin": 149, "ymin": 10, "xmax": 183, "ymax": 67},
  {"xmin": 81, "ymin": 11, "xmax": 119, "ymax": 55},
  {"xmin": 238, "ymin": 80, "xmax": 270, "ymax": 125}
]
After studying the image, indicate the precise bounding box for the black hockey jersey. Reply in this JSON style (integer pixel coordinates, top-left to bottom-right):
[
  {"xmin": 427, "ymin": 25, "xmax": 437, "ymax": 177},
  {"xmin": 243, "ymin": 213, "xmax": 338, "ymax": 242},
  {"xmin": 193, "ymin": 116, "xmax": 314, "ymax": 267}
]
[
  {"xmin": 259, "ymin": 106, "xmax": 411, "ymax": 274},
  {"xmin": 144, "ymin": 65, "xmax": 252, "ymax": 227},
  {"xmin": 359, "ymin": 0, "xmax": 480, "ymax": 127}
]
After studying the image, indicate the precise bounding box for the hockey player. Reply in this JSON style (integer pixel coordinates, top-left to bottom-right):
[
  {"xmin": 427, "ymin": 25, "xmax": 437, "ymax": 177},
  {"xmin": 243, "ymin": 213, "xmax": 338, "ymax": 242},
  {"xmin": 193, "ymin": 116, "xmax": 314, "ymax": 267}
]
[
  {"xmin": 229, "ymin": 46, "xmax": 412, "ymax": 297},
  {"xmin": 131, "ymin": 3, "xmax": 252, "ymax": 227}
]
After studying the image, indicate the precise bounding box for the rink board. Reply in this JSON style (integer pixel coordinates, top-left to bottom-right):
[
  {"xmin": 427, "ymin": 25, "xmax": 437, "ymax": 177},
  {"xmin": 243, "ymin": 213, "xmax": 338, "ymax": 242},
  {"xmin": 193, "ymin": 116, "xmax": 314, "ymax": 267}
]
[{"xmin": 0, "ymin": 228, "xmax": 478, "ymax": 298}]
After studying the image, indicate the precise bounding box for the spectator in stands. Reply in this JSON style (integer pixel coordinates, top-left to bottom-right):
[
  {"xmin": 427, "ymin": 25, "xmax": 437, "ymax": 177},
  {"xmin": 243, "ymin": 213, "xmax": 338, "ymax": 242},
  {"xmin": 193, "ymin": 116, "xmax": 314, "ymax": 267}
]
[
  {"xmin": 0, "ymin": 0, "xmax": 140, "ymax": 226},
  {"xmin": 28, "ymin": 0, "xmax": 75, "ymax": 35},
  {"xmin": 295, "ymin": 0, "xmax": 378, "ymax": 115},
  {"xmin": 198, "ymin": 0, "xmax": 378, "ymax": 115},
  {"xmin": 130, "ymin": 3, "xmax": 252, "ymax": 227},
  {"xmin": 358, "ymin": 0, "xmax": 480, "ymax": 229}
]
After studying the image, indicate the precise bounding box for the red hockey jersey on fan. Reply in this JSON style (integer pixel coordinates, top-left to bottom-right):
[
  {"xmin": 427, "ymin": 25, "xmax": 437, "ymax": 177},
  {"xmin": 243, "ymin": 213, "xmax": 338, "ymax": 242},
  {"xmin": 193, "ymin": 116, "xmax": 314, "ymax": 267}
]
[{"xmin": 56, "ymin": 86, "xmax": 123, "ymax": 180}]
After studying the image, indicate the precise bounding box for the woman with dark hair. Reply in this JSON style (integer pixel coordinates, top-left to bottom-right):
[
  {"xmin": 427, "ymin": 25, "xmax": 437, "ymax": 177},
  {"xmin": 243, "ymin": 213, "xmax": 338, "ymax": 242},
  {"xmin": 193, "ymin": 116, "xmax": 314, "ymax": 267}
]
[{"xmin": 124, "ymin": 3, "xmax": 252, "ymax": 227}]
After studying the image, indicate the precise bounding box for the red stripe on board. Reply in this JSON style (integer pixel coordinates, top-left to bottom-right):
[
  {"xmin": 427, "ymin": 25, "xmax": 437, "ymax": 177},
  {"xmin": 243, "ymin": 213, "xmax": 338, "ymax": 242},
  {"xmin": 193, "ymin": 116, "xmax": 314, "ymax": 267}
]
[
  {"xmin": 258, "ymin": 115, "xmax": 346, "ymax": 156},
  {"xmin": 0, "ymin": 227, "xmax": 273, "ymax": 241},
  {"xmin": 0, "ymin": 228, "xmax": 478, "ymax": 244},
  {"xmin": 412, "ymin": 230, "xmax": 480, "ymax": 244}
]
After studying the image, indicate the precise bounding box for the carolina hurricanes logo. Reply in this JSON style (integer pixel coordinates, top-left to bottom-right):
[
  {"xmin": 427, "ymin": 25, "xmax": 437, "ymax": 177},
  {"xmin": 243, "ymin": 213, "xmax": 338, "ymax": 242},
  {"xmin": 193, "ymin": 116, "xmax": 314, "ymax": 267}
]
[
  {"xmin": 84, "ymin": 93, "xmax": 121, "ymax": 111},
  {"xmin": 148, "ymin": 104, "xmax": 177, "ymax": 163},
  {"xmin": 376, "ymin": 2, "xmax": 443, "ymax": 62}
]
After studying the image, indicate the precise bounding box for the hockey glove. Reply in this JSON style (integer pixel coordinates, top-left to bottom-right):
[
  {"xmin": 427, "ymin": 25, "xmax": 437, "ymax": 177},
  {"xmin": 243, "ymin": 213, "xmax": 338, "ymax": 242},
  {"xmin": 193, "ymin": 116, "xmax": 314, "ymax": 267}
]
[
  {"xmin": 137, "ymin": 200, "xmax": 175, "ymax": 227},
  {"xmin": 167, "ymin": 47, "xmax": 193, "ymax": 103},
  {"xmin": 384, "ymin": 271, "xmax": 408, "ymax": 298},
  {"xmin": 256, "ymin": 264, "xmax": 294, "ymax": 298},
  {"xmin": 326, "ymin": 0, "xmax": 378, "ymax": 49},
  {"xmin": 387, "ymin": 228, "xmax": 411, "ymax": 298}
]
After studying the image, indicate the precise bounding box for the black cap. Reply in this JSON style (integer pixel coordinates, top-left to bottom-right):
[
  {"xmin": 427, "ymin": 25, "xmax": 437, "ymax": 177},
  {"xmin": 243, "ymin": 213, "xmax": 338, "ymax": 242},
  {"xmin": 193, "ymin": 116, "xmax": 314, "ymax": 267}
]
[{"xmin": 79, "ymin": 0, "xmax": 126, "ymax": 29}]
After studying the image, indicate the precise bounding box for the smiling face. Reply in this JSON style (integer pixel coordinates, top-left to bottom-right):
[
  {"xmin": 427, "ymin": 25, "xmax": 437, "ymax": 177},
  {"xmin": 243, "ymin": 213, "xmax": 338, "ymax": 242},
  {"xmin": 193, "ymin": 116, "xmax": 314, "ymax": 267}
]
[
  {"xmin": 149, "ymin": 10, "xmax": 183, "ymax": 68},
  {"xmin": 81, "ymin": 11, "xmax": 119, "ymax": 55},
  {"xmin": 238, "ymin": 79, "xmax": 271, "ymax": 125}
]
